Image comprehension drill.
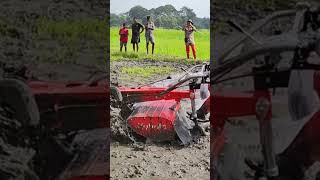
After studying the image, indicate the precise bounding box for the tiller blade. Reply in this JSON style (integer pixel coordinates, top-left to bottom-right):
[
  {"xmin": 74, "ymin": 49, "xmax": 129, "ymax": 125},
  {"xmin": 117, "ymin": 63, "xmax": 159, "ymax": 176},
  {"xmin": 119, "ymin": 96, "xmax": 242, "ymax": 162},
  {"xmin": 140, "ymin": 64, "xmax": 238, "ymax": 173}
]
[{"xmin": 127, "ymin": 100, "xmax": 194, "ymax": 144}]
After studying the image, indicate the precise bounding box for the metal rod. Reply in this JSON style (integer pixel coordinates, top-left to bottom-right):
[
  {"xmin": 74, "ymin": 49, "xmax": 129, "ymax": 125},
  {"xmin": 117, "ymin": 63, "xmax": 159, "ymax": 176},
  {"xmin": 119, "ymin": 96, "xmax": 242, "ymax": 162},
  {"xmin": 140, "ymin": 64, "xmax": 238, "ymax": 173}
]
[{"xmin": 227, "ymin": 20, "xmax": 263, "ymax": 45}]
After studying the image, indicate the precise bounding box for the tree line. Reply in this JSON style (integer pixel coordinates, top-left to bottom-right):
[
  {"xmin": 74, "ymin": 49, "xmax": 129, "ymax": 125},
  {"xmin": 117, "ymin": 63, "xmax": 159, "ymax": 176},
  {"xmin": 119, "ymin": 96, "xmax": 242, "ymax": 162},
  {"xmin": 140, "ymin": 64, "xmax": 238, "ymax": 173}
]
[{"xmin": 111, "ymin": 5, "xmax": 210, "ymax": 29}]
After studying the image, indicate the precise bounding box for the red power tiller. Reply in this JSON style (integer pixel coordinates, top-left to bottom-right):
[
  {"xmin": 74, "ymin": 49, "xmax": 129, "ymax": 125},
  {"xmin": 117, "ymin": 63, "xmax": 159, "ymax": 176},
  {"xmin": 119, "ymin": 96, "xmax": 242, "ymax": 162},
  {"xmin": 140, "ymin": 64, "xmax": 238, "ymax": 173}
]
[
  {"xmin": 111, "ymin": 63, "xmax": 210, "ymax": 145},
  {"xmin": 212, "ymin": 3, "xmax": 320, "ymax": 180}
]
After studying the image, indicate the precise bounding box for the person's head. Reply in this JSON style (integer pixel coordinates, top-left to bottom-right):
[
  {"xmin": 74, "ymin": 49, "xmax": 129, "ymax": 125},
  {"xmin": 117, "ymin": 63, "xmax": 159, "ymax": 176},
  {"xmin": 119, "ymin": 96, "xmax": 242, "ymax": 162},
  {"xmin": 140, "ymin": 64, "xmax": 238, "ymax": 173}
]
[
  {"xmin": 122, "ymin": 23, "xmax": 126, "ymax": 28},
  {"xmin": 133, "ymin": 17, "xmax": 137, "ymax": 23},
  {"xmin": 187, "ymin": 19, "xmax": 193, "ymax": 26},
  {"xmin": 147, "ymin": 16, "xmax": 151, "ymax": 21}
]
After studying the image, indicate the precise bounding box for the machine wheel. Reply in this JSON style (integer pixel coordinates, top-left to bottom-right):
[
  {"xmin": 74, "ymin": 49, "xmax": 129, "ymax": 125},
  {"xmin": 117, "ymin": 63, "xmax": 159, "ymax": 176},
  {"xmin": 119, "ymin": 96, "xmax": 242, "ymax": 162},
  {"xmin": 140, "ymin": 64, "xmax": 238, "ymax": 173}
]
[
  {"xmin": 110, "ymin": 85, "xmax": 123, "ymax": 108},
  {"xmin": 87, "ymin": 73, "xmax": 108, "ymax": 86},
  {"xmin": 0, "ymin": 78, "xmax": 39, "ymax": 127},
  {"xmin": 110, "ymin": 85, "xmax": 123, "ymax": 102},
  {"xmin": 0, "ymin": 79, "xmax": 40, "ymax": 179}
]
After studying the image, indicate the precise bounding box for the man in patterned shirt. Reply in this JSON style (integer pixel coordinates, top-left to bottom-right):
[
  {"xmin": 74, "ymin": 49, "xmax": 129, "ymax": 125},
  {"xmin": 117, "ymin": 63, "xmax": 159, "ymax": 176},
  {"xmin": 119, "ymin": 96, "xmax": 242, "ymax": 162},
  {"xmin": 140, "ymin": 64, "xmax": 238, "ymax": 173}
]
[
  {"xmin": 183, "ymin": 19, "xmax": 197, "ymax": 60},
  {"xmin": 145, "ymin": 16, "xmax": 155, "ymax": 55}
]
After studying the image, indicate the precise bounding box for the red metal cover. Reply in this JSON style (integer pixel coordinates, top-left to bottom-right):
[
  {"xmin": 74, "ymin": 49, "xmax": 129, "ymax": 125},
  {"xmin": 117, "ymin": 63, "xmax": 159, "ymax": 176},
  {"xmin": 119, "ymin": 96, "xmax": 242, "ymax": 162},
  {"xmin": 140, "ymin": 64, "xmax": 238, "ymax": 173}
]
[{"xmin": 127, "ymin": 100, "xmax": 180, "ymax": 141}]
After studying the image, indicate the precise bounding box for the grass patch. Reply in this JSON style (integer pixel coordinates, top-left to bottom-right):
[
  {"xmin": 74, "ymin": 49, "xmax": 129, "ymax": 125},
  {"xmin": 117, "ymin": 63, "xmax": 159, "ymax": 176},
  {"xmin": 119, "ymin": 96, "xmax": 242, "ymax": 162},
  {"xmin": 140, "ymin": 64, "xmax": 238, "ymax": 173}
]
[
  {"xmin": 35, "ymin": 17, "xmax": 107, "ymax": 44},
  {"xmin": 0, "ymin": 18, "xmax": 22, "ymax": 38},
  {"xmin": 111, "ymin": 27, "xmax": 209, "ymax": 61},
  {"xmin": 33, "ymin": 17, "xmax": 107, "ymax": 65},
  {"xmin": 112, "ymin": 52, "xmax": 140, "ymax": 59},
  {"xmin": 121, "ymin": 66, "xmax": 174, "ymax": 78},
  {"xmin": 38, "ymin": 46, "xmax": 78, "ymax": 64},
  {"xmin": 111, "ymin": 52, "xmax": 200, "ymax": 64}
]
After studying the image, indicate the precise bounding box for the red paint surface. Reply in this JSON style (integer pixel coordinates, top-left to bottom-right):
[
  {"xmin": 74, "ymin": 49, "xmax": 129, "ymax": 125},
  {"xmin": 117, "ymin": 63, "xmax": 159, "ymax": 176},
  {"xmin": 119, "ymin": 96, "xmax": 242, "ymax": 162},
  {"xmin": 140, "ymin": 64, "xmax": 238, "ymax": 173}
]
[
  {"xmin": 128, "ymin": 100, "xmax": 180, "ymax": 141},
  {"xmin": 119, "ymin": 86, "xmax": 190, "ymax": 102},
  {"xmin": 27, "ymin": 80, "xmax": 108, "ymax": 129}
]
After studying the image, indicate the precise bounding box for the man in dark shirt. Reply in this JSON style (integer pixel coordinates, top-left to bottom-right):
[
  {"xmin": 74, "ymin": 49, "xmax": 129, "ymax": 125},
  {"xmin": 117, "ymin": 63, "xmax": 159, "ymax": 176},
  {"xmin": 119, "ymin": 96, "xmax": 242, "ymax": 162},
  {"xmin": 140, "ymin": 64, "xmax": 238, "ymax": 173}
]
[{"xmin": 131, "ymin": 17, "xmax": 144, "ymax": 52}]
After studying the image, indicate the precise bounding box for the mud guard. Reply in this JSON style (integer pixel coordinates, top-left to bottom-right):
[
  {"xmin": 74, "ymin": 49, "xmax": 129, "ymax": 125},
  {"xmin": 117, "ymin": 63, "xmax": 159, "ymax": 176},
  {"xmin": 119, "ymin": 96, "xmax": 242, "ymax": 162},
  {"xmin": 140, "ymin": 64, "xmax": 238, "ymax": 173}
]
[{"xmin": 174, "ymin": 108, "xmax": 195, "ymax": 145}]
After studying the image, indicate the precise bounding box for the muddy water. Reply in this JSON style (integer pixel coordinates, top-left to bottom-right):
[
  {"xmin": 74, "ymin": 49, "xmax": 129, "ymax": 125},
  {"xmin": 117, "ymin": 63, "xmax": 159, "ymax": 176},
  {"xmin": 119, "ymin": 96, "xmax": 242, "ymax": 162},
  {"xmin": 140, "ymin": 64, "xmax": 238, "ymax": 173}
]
[{"xmin": 110, "ymin": 140, "xmax": 210, "ymax": 180}]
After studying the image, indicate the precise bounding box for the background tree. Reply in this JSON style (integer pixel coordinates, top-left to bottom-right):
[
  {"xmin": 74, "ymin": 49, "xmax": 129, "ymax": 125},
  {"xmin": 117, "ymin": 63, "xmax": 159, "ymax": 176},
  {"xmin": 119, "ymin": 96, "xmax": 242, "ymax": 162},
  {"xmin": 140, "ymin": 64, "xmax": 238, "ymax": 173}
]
[
  {"xmin": 179, "ymin": 6, "xmax": 197, "ymax": 21},
  {"xmin": 128, "ymin": 6, "xmax": 149, "ymax": 20},
  {"xmin": 111, "ymin": 5, "xmax": 209, "ymax": 29}
]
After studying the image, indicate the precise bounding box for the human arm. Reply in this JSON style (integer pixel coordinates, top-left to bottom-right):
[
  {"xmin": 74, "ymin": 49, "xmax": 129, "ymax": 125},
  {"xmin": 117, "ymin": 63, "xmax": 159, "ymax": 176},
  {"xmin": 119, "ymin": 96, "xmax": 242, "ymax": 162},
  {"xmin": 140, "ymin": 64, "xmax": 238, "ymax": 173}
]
[
  {"xmin": 139, "ymin": 23, "xmax": 144, "ymax": 34},
  {"xmin": 192, "ymin": 25, "xmax": 197, "ymax": 32},
  {"xmin": 149, "ymin": 22, "xmax": 155, "ymax": 30}
]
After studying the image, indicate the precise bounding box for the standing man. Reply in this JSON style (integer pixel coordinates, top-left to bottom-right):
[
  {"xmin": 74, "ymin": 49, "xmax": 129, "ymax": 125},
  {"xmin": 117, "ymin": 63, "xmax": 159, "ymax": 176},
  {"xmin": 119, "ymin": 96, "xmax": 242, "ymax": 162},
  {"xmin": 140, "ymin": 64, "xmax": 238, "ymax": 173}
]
[
  {"xmin": 183, "ymin": 19, "xmax": 197, "ymax": 60},
  {"xmin": 145, "ymin": 16, "xmax": 155, "ymax": 55},
  {"xmin": 131, "ymin": 17, "xmax": 144, "ymax": 52},
  {"xmin": 119, "ymin": 23, "xmax": 129, "ymax": 52}
]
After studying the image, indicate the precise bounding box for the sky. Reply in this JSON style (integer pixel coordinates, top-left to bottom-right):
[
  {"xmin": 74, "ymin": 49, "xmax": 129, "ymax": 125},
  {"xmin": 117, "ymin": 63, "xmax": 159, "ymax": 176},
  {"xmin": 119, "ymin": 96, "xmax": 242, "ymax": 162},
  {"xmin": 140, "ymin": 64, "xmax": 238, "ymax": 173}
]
[{"xmin": 110, "ymin": 0, "xmax": 210, "ymax": 18}]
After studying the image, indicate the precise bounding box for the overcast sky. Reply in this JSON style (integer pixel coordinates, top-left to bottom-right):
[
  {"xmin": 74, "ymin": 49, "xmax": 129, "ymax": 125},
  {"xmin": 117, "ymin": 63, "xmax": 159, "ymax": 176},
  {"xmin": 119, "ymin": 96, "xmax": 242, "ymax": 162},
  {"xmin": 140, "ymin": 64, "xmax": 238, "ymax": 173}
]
[{"xmin": 110, "ymin": 0, "xmax": 210, "ymax": 18}]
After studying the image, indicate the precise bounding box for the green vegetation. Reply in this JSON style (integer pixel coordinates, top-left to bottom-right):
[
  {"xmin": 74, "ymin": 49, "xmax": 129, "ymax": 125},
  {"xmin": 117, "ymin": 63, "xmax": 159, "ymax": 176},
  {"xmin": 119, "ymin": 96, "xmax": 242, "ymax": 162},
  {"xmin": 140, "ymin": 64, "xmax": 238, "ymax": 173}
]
[
  {"xmin": 110, "ymin": 27, "xmax": 210, "ymax": 62},
  {"xmin": 0, "ymin": 18, "xmax": 21, "ymax": 38},
  {"xmin": 35, "ymin": 17, "xmax": 107, "ymax": 43},
  {"xmin": 121, "ymin": 66, "xmax": 174, "ymax": 77},
  {"xmin": 33, "ymin": 17, "xmax": 107, "ymax": 64}
]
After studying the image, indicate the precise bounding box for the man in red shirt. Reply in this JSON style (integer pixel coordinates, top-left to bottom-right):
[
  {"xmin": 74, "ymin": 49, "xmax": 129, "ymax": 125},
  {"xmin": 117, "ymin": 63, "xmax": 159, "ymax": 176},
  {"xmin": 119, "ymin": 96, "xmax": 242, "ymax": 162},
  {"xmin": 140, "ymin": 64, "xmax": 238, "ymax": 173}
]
[{"xmin": 119, "ymin": 23, "xmax": 129, "ymax": 52}]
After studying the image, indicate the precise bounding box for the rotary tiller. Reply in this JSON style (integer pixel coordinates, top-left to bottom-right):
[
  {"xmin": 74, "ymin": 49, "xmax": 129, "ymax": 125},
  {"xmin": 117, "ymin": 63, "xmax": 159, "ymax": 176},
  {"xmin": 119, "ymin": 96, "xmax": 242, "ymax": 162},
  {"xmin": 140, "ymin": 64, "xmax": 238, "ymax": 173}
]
[{"xmin": 111, "ymin": 63, "xmax": 210, "ymax": 145}]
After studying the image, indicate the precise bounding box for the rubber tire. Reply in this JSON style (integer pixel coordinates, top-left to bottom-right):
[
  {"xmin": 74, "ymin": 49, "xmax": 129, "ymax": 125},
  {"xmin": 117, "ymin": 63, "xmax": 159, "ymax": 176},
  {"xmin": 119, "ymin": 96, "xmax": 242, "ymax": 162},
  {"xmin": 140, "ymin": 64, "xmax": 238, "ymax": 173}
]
[
  {"xmin": 87, "ymin": 74, "xmax": 108, "ymax": 86},
  {"xmin": 110, "ymin": 85, "xmax": 123, "ymax": 102},
  {"xmin": 0, "ymin": 79, "xmax": 39, "ymax": 126}
]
